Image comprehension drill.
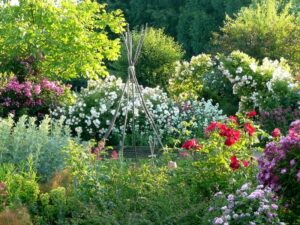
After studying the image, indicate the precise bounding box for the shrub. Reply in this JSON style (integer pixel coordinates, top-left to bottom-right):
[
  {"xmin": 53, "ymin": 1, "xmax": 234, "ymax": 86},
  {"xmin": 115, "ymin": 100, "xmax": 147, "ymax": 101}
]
[
  {"xmin": 0, "ymin": 0, "xmax": 125, "ymax": 80},
  {"xmin": 52, "ymin": 76, "xmax": 225, "ymax": 145},
  {"xmin": 213, "ymin": 0, "xmax": 300, "ymax": 70},
  {"xmin": 0, "ymin": 76, "xmax": 73, "ymax": 119},
  {"xmin": 258, "ymin": 120, "xmax": 300, "ymax": 219},
  {"xmin": 204, "ymin": 183, "xmax": 284, "ymax": 225},
  {"xmin": 110, "ymin": 27, "xmax": 184, "ymax": 90},
  {"xmin": 168, "ymin": 51, "xmax": 299, "ymax": 115},
  {"xmin": 0, "ymin": 163, "xmax": 39, "ymax": 210},
  {"xmin": 0, "ymin": 115, "xmax": 73, "ymax": 181},
  {"xmin": 168, "ymin": 54, "xmax": 213, "ymax": 101},
  {"xmin": 217, "ymin": 51, "xmax": 300, "ymax": 112},
  {"xmin": 259, "ymin": 107, "xmax": 300, "ymax": 134}
]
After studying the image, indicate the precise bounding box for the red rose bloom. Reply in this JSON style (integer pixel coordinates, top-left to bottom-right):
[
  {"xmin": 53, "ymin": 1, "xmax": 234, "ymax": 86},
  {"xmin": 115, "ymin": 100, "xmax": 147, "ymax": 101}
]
[
  {"xmin": 224, "ymin": 129, "xmax": 241, "ymax": 146},
  {"xmin": 242, "ymin": 160, "xmax": 249, "ymax": 167},
  {"xmin": 182, "ymin": 138, "xmax": 201, "ymax": 150},
  {"xmin": 247, "ymin": 110, "xmax": 257, "ymax": 118},
  {"xmin": 244, "ymin": 123, "xmax": 255, "ymax": 136},
  {"xmin": 205, "ymin": 121, "xmax": 221, "ymax": 134},
  {"xmin": 272, "ymin": 128, "xmax": 281, "ymax": 138},
  {"xmin": 219, "ymin": 124, "xmax": 229, "ymax": 136},
  {"xmin": 230, "ymin": 156, "xmax": 240, "ymax": 170}
]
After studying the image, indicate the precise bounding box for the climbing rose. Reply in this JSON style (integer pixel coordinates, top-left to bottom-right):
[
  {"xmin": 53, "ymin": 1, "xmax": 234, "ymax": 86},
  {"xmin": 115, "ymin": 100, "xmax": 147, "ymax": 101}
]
[
  {"xmin": 230, "ymin": 156, "xmax": 240, "ymax": 170},
  {"xmin": 272, "ymin": 128, "xmax": 281, "ymax": 138},
  {"xmin": 205, "ymin": 121, "xmax": 221, "ymax": 133},
  {"xmin": 244, "ymin": 123, "xmax": 255, "ymax": 136}
]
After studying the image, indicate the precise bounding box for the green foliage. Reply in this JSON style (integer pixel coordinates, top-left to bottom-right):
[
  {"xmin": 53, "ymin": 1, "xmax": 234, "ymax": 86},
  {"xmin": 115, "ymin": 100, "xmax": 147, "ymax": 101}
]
[
  {"xmin": 0, "ymin": 0, "xmax": 125, "ymax": 80},
  {"xmin": 0, "ymin": 162, "xmax": 39, "ymax": 210},
  {"xmin": 0, "ymin": 115, "xmax": 73, "ymax": 181},
  {"xmin": 213, "ymin": 0, "xmax": 300, "ymax": 70},
  {"xmin": 53, "ymin": 76, "xmax": 225, "ymax": 145},
  {"xmin": 103, "ymin": 0, "xmax": 250, "ymax": 57},
  {"xmin": 36, "ymin": 187, "xmax": 67, "ymax": 225},
  {"xmin": 168, "ymin": 54, "xmax": 212, "ymax": 100},
  {"xmin": 110, "ymin": 27, "xmax": 184, "ymax": 90}
]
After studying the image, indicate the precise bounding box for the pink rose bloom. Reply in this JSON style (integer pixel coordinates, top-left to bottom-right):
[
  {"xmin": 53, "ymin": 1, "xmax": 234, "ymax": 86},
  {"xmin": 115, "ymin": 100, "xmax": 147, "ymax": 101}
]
[
  {"xmin": 34, "ymin": 85, "xmax": 41, "ymax": 95},
  {"xmin": 111, "ymin": 150, "xmax": 119, "ymax": 160}
]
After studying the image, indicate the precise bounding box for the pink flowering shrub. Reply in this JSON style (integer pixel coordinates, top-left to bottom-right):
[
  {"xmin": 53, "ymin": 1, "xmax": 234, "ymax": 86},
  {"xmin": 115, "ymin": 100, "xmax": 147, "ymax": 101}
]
[
  {"xmin": 0, "ymin": 77, "xmax": 72, "ymax": 118},
  {"xmin": 258, "ymin": 120, "xmax": 300, "ymax": 216}
]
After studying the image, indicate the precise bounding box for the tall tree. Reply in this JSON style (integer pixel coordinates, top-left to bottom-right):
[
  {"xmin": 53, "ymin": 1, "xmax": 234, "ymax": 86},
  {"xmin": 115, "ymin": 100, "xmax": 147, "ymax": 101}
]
[
  {"xmin": 213, "ymin": 0, "xmax": 300, "ymax": 70},
  {"xmin": 102, "ymin": 0, "xmax": 250, "ymax": 57},
  {"xmin": 0, "ymin": 0, "xmax": 125, "ymax": 80}
]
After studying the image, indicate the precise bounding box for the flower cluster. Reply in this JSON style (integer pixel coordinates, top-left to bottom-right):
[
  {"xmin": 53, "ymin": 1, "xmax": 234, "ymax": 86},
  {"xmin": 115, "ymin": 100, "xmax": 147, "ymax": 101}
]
[
  {"xmin": 168, "ymin": 54, "xmax": 213, "ymax": 101},
  {"xmin": 208, "ymin": 183, "xmax": 284, "ymax": 225},
  {"xmin": 168, "ymin": 51, "xmax": 300, "ymax": 115},
  {"xmin": 258, "ymin": 120, "xmax": 300, "ymax": 214},
  {"xmin": 199, "ymin": 113, "xmax": 261, "ymax": 171},
  {"xmin": 52, "ymin": 76, "xmax": 225, "ymax": 145},
  {"xmin": 217, "ymin": 51, "xmax": 299, "ymax": 111},
  {"xmin": 229, "ymin": 156, "xmax": 249, "ymax": 170},
  {"xmin": 0, "ymin": 77, "xmax": 70, "ymax": 118},
  {"xmin": 259, "ymin": 107, "xmax": 300, "ymax": 133}
]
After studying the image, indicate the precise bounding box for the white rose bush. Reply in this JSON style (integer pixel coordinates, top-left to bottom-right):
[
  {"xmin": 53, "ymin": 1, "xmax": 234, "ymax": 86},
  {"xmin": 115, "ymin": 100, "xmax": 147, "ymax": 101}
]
[{"xmin": 52, "ymin": 76, "xmax": 225, "ymax": 145}]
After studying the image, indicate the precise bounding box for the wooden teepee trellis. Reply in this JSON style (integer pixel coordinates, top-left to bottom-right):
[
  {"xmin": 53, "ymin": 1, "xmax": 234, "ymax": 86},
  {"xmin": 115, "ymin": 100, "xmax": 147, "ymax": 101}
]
[{"xmin": 101, "ymin": 27, "xmax": 164, "ymax": 160}]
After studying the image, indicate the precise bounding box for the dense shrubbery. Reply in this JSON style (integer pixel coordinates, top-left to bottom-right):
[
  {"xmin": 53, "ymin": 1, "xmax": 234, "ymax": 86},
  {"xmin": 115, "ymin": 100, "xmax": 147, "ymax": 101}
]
[
  {"xmin": 0, "ymin": 115, "xmax": 73, "ymax": 181},
  {"xmin": 213, "ymin": 0, "xmax": 300, "ymax": 70},
  {"xmin": 110, "ymin": 27, "xmax": 184, "ymax": 90},
  {"xmin": 52, "ymin": 76, "xmax": 225, "ymax": 145},
  {"xmin": 0, "ymin": 1, "xmax": 299, "ymax": 224},
  {"xmin": 168, "ymin": 51, "xmax": 300, "ymax": 134},
  {"xmin": 0, "ymin": 76, "xmax": 73, "ymax": 119},
  {"xmin": 0, "ymin": 0, "xmax": 125, "ymax": 80},
  {"xmin": 258, "ymin": 120, "xmax": 300, "ymax": 222}
]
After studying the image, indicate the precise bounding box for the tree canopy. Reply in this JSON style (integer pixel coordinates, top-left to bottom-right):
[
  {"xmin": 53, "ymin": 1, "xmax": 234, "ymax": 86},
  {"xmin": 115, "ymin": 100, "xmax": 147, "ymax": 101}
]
[
  {"xmin": 0, "ymin": 0, "xmax": 125, "ymax": 80},
  {"xmin": 213, "ymin": 0, "xmax": 300, "ymax": 70}
]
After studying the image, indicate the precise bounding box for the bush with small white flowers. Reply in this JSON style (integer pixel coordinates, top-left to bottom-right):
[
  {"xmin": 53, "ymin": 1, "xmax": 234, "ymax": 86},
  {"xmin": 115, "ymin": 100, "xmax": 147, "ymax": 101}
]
[
  {"xmin": 52, "ymin": 76, "xmax": 225, "ymax": 145},
  {"xmin": 168, "ymin": 51, "xmax": 300, "ymax": 114}
]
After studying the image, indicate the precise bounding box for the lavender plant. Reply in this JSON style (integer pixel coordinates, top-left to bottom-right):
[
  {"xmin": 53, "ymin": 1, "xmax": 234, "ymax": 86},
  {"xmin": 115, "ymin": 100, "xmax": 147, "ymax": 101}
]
[
  {"xmin": 258, "ymin": 120, "xmax": 300, "ymax": 216},
  {"xmin": 206, "ymin": 183, "xmax": 285, "ymax": 225}
]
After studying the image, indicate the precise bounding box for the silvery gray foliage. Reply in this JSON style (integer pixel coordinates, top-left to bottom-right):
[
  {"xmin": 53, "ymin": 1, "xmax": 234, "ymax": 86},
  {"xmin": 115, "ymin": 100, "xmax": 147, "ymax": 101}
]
[{"xmin": 0, "ymin": 115, "xmax": 73, "ymax": 181}]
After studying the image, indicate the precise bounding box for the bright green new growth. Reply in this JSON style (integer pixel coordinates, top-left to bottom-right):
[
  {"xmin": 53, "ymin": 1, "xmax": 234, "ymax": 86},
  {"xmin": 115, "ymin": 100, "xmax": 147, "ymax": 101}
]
[
  {"xmin": 0, "ymin": 0, "xmax": 125, "ymax": 80},
  {"xmin": 214, "ymin": 0, "xmax": 300, "ymax": 70},
  {"xmin": 111, "ymin": 27, "xmax": 184, "ymax": 90}
]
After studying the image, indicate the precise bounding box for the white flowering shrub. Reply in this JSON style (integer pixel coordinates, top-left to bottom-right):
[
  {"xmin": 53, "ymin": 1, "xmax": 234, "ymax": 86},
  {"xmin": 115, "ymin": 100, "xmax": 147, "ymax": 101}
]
[
  {"xmin": 217, "ymin": 51, "xmax": 299, "ymax": 112},
  {"xmin": 52, "ymin": 76, "xmax": 225, "ymax": 145},
  {"xmin": 168, "ymin": 54, "xmax": 213, "ymax": 101},
  {"xmin": 168, "ymin": 51, "xmax": 300, "ymax": 114},
  {"xmin": 206, "ymin": 183, "xmax": 285, "ymax": 225}
]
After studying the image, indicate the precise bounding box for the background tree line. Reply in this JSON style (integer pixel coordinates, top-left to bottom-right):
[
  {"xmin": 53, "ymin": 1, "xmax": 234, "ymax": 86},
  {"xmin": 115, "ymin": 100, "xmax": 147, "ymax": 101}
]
[{"xmin": 101, "ymin": 0, "xmax": 252, "ymax": 57}]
